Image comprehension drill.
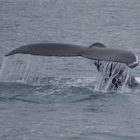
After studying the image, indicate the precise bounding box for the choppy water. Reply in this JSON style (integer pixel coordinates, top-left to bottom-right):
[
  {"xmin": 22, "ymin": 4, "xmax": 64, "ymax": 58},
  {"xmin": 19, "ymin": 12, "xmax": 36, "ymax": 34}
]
[{"xmin": 0, "ymin": 0, "xmax": 140, "ymax": 140}]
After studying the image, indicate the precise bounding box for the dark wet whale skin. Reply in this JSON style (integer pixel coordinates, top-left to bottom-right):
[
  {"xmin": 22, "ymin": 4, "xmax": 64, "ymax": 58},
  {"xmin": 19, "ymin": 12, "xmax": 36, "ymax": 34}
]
[{"xmin": 5, "ymin": 43, "xmax": 138, "ymax": 68}]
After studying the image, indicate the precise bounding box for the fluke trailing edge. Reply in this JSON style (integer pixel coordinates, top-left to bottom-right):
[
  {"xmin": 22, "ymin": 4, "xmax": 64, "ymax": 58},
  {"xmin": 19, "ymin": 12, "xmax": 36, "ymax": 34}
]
[{"xmin": 5, "ymin": 42, "xmax": 139, "ymax": 68}]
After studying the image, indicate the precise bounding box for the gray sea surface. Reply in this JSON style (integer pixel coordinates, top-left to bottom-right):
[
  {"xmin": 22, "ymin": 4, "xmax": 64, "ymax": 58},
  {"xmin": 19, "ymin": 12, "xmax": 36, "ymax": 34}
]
[{"xmin": 0, "ymin": 0, "xmax": 140, "ymax": 140}]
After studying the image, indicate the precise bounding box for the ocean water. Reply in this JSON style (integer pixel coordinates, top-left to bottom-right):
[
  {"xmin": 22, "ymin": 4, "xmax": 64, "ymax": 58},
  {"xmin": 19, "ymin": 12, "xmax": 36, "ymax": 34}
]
[{"xmin": 0, "ymin": 0, "xmax": 140, "ymax": 140}]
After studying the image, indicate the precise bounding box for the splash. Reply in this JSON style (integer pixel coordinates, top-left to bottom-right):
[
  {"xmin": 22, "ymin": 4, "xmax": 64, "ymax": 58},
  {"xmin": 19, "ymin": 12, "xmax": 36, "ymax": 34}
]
[{"xmin": 94, "ymin": 60, "xmax": 138, "ymax": 91}]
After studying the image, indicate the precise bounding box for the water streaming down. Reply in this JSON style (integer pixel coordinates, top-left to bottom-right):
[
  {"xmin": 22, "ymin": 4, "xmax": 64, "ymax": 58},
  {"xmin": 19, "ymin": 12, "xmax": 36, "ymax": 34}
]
[
  {"xmin": 94, "ymin": 60, "xmax": 138, "ymax": 91},
  {"xmin": 0, "ymin": 55, "xmax": 49, "ymax": 85},
  {"xmin": 0, "ymin": 55, "xmax": 95, "ymax": 86},
  {"xmin": 0, "ymin": 55, "xmax": 137, "ymax": 92}
]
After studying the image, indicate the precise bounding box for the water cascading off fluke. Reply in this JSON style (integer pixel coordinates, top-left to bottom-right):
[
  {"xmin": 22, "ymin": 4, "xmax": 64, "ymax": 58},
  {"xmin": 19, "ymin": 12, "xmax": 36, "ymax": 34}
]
[
  {"xmin": 0, "ymin": 55, "xmax": 137, "ymax": 91},
  {"xmin": 0, "ymin": 55, "xmax": 49, "ymax": 85},
  {"xmin": 93, "ymin": 61, "xmax": 138, "ymax": 91}
]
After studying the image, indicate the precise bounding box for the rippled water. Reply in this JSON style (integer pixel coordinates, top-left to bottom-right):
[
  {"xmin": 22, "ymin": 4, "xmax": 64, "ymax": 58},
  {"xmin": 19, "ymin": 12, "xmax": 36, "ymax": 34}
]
[{"xmin": 0, "ymin": 0, "xmax": 140, "ymax": 140}]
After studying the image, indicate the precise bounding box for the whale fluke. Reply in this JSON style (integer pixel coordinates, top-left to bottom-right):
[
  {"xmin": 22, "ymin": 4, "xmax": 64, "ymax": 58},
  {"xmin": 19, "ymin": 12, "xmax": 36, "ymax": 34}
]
[
  {"xmin": 5, "ymin": 43, "xmax": 84, "ymax": 57},
  {"xmin": 5, "ymin": 43, "xmax": 139, "ymax": 68},
  {"xmin": 82, "ymin": 46, "xmax": 139, "ymax": 68}
]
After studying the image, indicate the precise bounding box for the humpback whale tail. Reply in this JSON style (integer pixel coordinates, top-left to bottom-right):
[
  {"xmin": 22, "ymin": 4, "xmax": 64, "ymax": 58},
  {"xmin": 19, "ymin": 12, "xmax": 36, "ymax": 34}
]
[{"xmin": 5, "ymin": 42, "xmax": 139, "ymax": 68}]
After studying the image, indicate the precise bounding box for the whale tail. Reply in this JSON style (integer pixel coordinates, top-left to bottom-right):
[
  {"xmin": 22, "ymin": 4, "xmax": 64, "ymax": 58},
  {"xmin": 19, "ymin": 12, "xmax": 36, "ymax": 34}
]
[{"xmin": 5, "ymin": 42, "xmax": 139, "ymax": 68}]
